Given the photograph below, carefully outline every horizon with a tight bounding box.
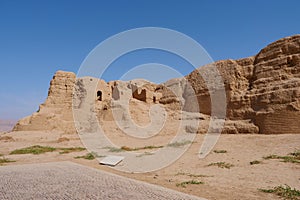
[1,0,300,120]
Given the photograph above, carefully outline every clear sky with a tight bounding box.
[0,0,299,120]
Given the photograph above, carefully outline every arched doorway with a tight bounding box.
[97,90,102,101]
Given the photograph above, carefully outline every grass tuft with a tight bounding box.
[74,152,101,160]
[259,185,300,199]
[121,146,133,151]
[10,145,56,155]
[263,152,300,164]
[281,156,300,163]
[167,140,192,148]
[176,180,204,188]
[104,142,191,153]
[121,145,163,151]
[137,145,164,150]
[175,172,213,178]
[263,154,281,160]
[207,162,234,169]
[0,157,16,165]
[58,147,86,154]
[9,145,86,155]
[103,146,124,153]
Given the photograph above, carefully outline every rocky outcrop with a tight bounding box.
[13,71,77,133]
[250,35,300,134]
[13,35,300,134]
[182,35,300,134]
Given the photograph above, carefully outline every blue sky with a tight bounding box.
[0,0,299,120]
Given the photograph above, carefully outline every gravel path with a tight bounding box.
[0,161,205,200]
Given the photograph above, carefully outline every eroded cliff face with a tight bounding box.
[184,35,300,134]
[13,71,77,133]
[13,35,300,134]
[251,35,300,134]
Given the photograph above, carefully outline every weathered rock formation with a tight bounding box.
[13,71,77,133]
[13,35,300,134]
[184,35,300,134]
[250,35,300,134]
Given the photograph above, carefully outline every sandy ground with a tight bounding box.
[0,130,299,200]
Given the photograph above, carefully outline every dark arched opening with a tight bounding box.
[97,90,102,101]
[153,96,156,103]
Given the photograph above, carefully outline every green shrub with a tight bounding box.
[259,185,300,199]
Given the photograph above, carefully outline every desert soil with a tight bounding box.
[0,130,299,200]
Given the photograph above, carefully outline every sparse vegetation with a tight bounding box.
[263,151,300,164]
[121,145,163,151]
[175,172,213,178]
[290,150,300,159]
[280,156,300,163]
[99,141,192,153]
[167,140,192,148]
[103,146,124,153]
[213,149,227,153]
[250,160,262,165]
[263,154,282,159]
[58,147,86,154]
[207,162,234,169]
[138,145,164,150]
[0,157,15,165]
[176,180,204,188]
[10,145,56,155]
[120,146,132,151]
[9,145,86,155]
[290,150,300,157]
[259,185,300,200]
[74,152,101,160]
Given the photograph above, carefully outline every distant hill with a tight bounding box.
[0,120,17,132]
